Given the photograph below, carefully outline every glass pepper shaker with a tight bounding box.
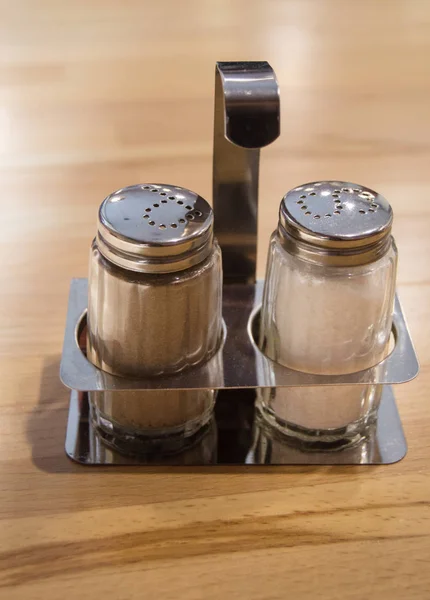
[86,183,223,456]
[257,181,397,448]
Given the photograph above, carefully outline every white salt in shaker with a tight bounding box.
[257,181,397,448]
[87,183,223,456]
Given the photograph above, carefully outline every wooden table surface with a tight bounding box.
[1,1,429,598]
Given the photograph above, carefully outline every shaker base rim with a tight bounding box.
[254,401,378,452]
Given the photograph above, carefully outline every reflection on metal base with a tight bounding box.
[65,386,406,465]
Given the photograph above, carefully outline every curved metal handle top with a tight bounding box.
[217,61,280,148]
[213,61,280,283]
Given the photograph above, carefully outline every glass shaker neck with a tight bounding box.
[277,224,393,267]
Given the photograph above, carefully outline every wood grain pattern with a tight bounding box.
[0,1,429,598]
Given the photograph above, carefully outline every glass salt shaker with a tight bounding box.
[257,181,397,448]
[86,183,223,456]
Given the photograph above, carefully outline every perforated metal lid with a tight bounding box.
[278,181,393,265]
[97,184,214,273]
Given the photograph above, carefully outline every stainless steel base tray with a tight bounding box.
[65,386,407,465]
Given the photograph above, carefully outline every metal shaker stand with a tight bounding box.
[60,62,419,465]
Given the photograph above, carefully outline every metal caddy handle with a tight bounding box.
[213,61,280,284]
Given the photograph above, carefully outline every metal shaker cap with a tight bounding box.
[278,181,393,266]
[97,184,214,273]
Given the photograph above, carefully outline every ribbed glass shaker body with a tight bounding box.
[88,243,222,377]
[87,184,223,378]
[257,181,397,447]
[260,231,397,374]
